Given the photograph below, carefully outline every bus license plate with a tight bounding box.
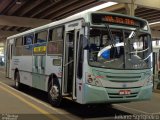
[119,90,131,95]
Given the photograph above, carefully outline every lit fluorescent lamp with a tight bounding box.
[16,0,22,5]
[72,2,117,16]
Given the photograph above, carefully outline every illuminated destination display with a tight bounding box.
[102,16,135,25]
[91,13,143,27]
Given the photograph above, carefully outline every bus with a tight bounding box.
[152,40,160,89]
[5,12,153,106]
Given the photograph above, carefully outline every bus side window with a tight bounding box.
[15,37,23,56]
[35,31,48,43]
[24,34,34,45]
[47,27,63,55]
[34,30,48,54]
[23,34,34,56]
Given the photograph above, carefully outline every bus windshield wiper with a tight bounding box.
[103,23,117,59]
[126,26,140,43]
[125,27,140,56]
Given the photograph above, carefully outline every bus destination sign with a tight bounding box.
[91,13,141,27]
[102,16,135,26]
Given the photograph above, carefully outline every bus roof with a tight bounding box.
[7,12,89,40]
[7,11,148,39]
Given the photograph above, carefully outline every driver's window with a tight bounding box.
[134,41,143,50]
[133,34,151,60]
[134,35,149,50]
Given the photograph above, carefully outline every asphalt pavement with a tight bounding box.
[0,67,160,120]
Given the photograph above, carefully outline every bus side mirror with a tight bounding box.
[80,34,88,49]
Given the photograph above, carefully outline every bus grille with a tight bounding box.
[108,92,138,99]
[106,74,141,82]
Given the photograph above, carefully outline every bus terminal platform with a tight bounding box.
[0,67,160,120]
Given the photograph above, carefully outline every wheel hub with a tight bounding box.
[15,81,18,87]
[15,77,19,87]
[50,85,59,99]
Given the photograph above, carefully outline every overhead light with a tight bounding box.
[16,0,22,5]
[71,2,117,16]
[84,2,117,12]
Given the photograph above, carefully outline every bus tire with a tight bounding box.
[48,77,62,107]
[14,71,21,89]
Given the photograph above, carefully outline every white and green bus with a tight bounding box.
[6,12,153,106]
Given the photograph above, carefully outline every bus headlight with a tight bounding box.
[143,76,153,86]
[86,73,102,87]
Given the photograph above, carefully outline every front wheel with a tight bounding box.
[48,78,62,107]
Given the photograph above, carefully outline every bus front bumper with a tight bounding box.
[83,84,153,104]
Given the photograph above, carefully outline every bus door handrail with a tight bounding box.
[63,60,73,67]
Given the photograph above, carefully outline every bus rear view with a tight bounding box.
[83,12,153,104]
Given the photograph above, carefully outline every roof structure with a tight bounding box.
[0,0,160,39]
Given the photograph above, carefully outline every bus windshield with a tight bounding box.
[88,27,152,69]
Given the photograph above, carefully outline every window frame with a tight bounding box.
[35,30,48,44]
[14,36,23,56]
[23,34,34,56]
[15,37,23,47]
[23,33,34,45]
[33,29,48,55]
[47,26,64,55]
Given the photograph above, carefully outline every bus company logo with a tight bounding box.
[122,83,127,88]
[68,22,79,27]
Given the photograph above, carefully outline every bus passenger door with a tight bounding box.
[6,39,14,78]
[62,29,79,99]
[62,26,81,99]
[62,20,82,99]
